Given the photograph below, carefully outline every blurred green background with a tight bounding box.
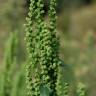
[0,0,96,96]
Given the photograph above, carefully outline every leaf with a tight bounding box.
[40,84,52,96]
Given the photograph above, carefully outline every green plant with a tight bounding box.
[0,32,18,96]
[56,65,69,96]
[11,63,26,96]
[25,0,40,95]
[76,82,86,96]
[25,0,63,96]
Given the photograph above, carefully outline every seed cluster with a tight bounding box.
[25,0,64,96]
[77,83,86,96]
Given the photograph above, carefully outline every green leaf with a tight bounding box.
[40,84,52,96]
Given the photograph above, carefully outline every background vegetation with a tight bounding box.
[0,0,96,96]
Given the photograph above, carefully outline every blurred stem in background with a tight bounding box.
[0,32,19,96]
[11,62,26,96]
